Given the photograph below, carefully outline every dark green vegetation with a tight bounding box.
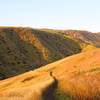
[42,29,100,47]
[0,27,82,79]
[0,27,99,79]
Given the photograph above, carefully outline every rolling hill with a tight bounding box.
[0,27,99,80]
[42,29,100,50]
[0,27,82,79]
[64,30,100,47]
[0,49,100,100]
[42,29,100,46]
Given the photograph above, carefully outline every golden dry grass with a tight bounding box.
[0,49,100,100]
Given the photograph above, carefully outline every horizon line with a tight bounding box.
[0,25,99,33]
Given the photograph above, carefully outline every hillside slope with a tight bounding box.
[0,27,81,79]
[0,49,100,100]
[42,29,100,47]
[42,29,99,51]
[64,30,100,47]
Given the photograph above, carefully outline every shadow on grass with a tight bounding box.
[42,72,58,100]
[42,72,73,100]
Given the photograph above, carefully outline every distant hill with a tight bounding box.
[64,30,100,47]
[0,49,100,100]
[0,27,82,79]
[42,29,100,47]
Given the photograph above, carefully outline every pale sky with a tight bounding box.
[0,0,100,32]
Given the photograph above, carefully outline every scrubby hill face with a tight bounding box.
[0,49,100,100]
[42,29,99,50]
[64,30,100,47]
[0,27,81,79]
[42,29,100,47]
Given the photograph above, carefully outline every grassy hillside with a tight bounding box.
[0,49,100,100]
[0,27,82,79]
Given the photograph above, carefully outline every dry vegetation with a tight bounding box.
[63,30,100,47]
[0,49,100,100]
[0,27,100,100]
[0,27,83,79]
[0,27,99,80]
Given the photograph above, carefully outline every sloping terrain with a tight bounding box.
[0,27,81,79]
[42,29,100,51]
[0,49,100,100]
[64,30,100,47]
